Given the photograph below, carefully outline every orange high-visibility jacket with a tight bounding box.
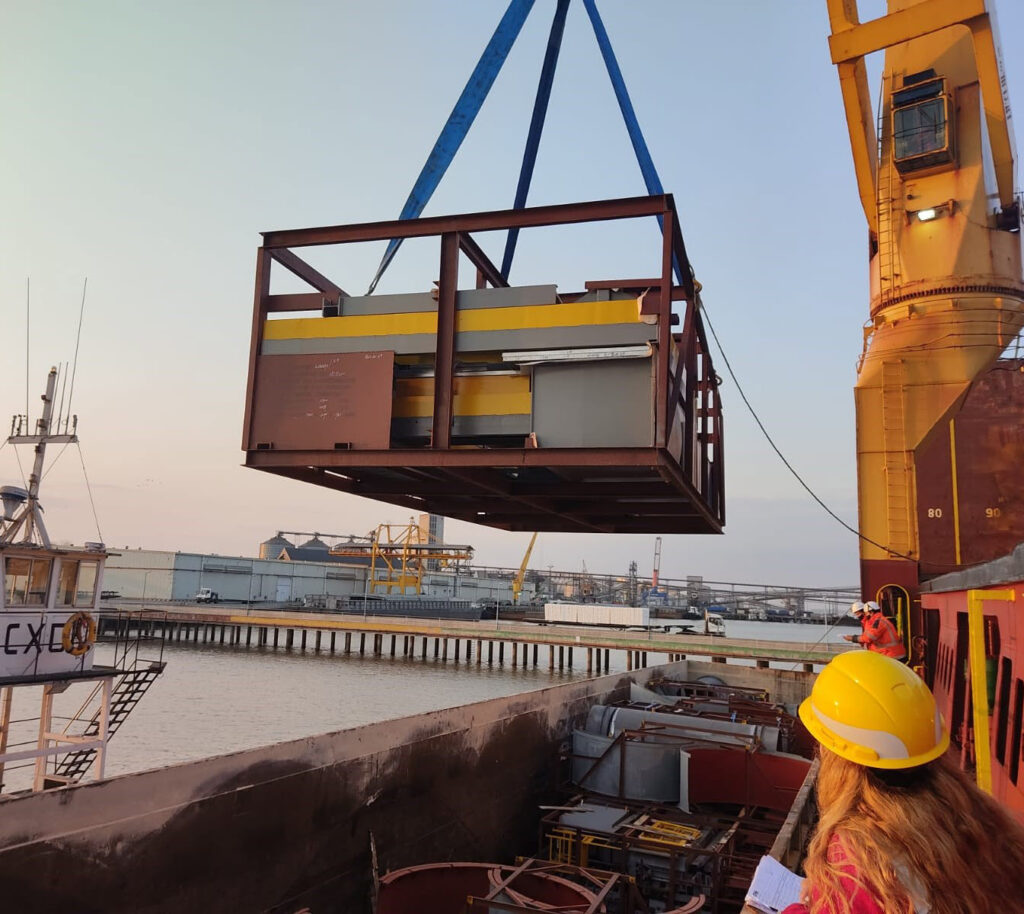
[858,612,905,659]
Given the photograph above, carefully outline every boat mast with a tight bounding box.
[1,367,78,547]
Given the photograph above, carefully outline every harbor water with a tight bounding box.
[4,618,845,790]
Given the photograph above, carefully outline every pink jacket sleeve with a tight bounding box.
[778,838,887,914]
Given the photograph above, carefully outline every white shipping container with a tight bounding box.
[543,603,650,626]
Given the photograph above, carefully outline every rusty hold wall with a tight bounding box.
[0,664,700,913]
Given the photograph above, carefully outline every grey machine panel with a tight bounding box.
[531,358,655,448]
[338,285,560,316]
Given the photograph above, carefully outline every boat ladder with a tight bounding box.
[52,661,166,783]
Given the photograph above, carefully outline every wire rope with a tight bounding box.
[75,443,104,544]
[699,302,915,562]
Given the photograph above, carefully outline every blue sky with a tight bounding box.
[1,1,1022,587]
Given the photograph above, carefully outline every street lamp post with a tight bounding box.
[141,569,156,606]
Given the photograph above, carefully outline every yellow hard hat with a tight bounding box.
[798,650,949,769]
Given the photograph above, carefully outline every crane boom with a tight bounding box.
[512,532,539,605]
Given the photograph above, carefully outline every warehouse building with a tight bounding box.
[102,544,531,606]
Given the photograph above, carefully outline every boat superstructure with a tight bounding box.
[0,368,164,791]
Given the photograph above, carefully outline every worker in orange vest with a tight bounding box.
[842,601,869,644]
[843,600,906,661]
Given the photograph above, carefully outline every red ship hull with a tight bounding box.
[922,564,1024,822]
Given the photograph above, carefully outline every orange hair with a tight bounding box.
[803,748,1024,914]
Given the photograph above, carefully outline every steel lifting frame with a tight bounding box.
[243,193,725,535]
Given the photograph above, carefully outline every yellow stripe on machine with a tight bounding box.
[264,298,642,341]
[393,375,532,418]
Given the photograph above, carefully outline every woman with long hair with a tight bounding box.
[781,650,1024,914]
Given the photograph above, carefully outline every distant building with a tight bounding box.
[103,547,533,605]
[103,549,364,604]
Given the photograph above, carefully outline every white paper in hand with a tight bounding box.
[745,854,805,913]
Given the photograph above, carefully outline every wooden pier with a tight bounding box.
[98,606,848,672]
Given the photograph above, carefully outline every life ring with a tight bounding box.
[62,612,97,656]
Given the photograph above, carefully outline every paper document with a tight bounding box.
[745,854,805,914]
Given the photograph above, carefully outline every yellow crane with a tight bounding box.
[512,532,538,605]
[827,0,1023,619]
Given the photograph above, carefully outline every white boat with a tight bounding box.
[0,367,163,791]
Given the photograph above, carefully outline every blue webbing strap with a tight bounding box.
[367,0,536,294]
[500,0,571,281]
[582,0,682,285]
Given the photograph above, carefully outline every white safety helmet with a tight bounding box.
[864,600,881,614]
[850,601,866,617]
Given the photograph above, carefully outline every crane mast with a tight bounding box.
[828,0,1023,628]
[512,532,538,605]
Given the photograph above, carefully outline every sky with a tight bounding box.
[1,1,1022,588]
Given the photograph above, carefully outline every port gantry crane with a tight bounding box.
[826,0,1023,640]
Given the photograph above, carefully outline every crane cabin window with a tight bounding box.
[891,76,953,174]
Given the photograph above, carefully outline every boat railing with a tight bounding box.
[100,608,168,673]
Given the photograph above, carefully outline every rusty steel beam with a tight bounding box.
[458,232,509,289]
[241,247,272,449]
[656,206,674,448]
[668,302,693,436]
[263,467,706,530]
[655,455,722,529]
[668,204,697,302]
[683,323,698,482]
[507,518,714,533]
[264,468,437,518]
[585,277,688,302]
[265,293,327,313]
[250,452,724,530]
[245,447,668,470]
[261,194,674,250]
[444,467,612,533]
[432,233,459,449]
[347,479,681,499]
[417,498,699,520]
[268,248,346,299]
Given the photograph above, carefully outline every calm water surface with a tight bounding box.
[5,618,846,787]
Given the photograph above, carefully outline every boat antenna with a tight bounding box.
[25,277,30,430]
[56,362,69,435]
[65,277,87,423]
